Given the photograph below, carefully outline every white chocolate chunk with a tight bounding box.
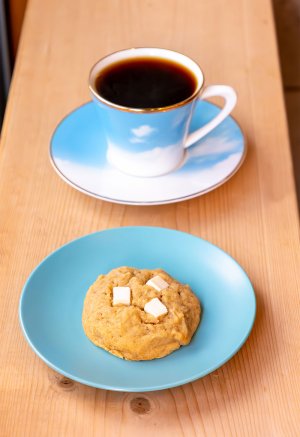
[113,286,131,306]
[144,297,168,318]
[146,275,169,291]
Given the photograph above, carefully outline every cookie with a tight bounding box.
[82,266,201,360]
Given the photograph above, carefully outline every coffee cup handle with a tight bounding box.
[185,85,237,148]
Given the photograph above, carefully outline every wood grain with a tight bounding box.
[0,0,299,436]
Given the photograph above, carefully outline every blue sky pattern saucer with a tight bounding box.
[50,101,246,205]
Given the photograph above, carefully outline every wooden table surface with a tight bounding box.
[1,0,299,435]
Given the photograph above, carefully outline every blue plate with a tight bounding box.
[19,227,256,391]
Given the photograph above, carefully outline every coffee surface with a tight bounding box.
[95,57,197,109]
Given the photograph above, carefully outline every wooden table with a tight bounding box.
[1,0,299,435]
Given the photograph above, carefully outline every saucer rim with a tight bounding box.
[49,101,247,206]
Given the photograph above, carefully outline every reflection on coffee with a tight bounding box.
[95,57,198,109]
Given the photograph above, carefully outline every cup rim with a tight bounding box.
[88,47,204,113]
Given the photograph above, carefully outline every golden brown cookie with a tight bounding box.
[82,267,201,360]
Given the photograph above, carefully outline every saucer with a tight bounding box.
[50,101,246,205]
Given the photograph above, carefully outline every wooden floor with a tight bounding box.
[273,0,300,206]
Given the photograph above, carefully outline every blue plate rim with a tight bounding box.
[49,101,248,206]
[19,226,256,391]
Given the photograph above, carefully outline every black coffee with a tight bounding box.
[95,57,197,109]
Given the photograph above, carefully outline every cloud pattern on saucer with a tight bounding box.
[51,101,245,204]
